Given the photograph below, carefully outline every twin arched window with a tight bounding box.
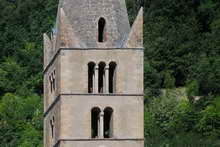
[88,62,117,94]
[91,107,113,138]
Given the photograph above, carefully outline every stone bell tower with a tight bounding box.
[43,0,144,146]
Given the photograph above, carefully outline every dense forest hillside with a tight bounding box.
[0,0,219,146]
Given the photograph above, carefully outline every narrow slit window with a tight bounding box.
[98,18,106,42]
[98,62,106,93]
[88,62,96,93]
[109,62,117,93]
[50,116,55,138]
[104,107,113,138]
[49,76,53,92]
[49,70,56,93]
[91,107,101,138]
[53,70,56,91]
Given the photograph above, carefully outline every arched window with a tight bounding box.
[91,107,101,138]
[109,62,117,93]
[88,62,96,93]
[98,62,106,93]
[98,18,106,42]
[104,107,113,138]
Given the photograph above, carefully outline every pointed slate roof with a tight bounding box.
[54,0,131,48]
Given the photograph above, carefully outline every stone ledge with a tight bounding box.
[59,138,144,141]
[61,93,144,96]
[54,138,145,147]
[43,47,144,74]
[44,93,144,117]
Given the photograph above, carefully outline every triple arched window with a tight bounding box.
[91,107,113,138]
[88,62,117,94]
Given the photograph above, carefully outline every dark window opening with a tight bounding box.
[50,116,55,138]
[88,62,96,93]
[109,62,117,93]
[49,76,53,92]
[49,70,56,93]
[104,107,113,138]
[53,70,56,91]
[91,107,101,138]
[98,62,106,93]
[98,18,106,42]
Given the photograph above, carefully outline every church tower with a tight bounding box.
[43,0,144,146]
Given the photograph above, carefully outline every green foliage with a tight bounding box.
[0,0,57,146]
[0,93,43,146]
[145,94,220,146]
[144,62,162,97]
[163,71,175,89]
[196,96,220,137]
[126,0,220,92]
[190,55,220,95]
[19,124,43,147]
[0,58,27,93]
[186,80,199,97]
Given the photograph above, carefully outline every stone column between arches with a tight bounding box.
[95,65,99,93]
[105,65,109,93]
[99,111,104,138]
